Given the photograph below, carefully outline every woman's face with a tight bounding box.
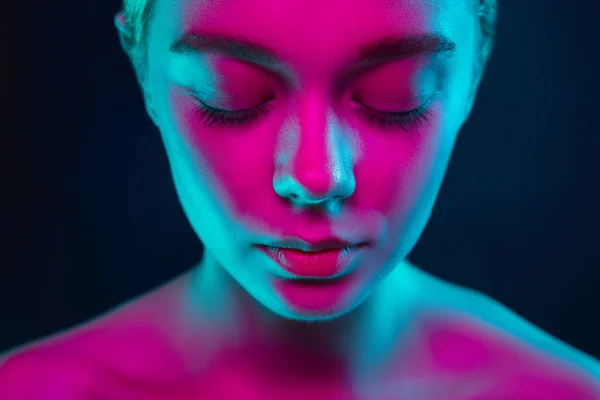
[141,0,480,320]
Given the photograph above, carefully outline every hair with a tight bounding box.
[121,0,498,82]
[121,0,156,81]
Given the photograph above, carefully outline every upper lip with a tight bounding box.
[258,237,365,253]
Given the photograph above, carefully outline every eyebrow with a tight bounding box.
[169,31,456,66]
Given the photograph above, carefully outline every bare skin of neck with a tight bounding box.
[1,258,598,399]
[171,253,425,392]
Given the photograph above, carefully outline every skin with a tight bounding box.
[1,0,599,398]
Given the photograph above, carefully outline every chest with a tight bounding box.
[82,350,593,400]
[91,355,502,400]
[77,316,594,400]
[96,376,585,400]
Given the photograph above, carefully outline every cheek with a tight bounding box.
[166,88,276,218]
[353,101,447,217]
[165,87,449,225]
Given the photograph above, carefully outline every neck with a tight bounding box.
[180,252,423,385]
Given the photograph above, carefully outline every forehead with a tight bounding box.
[150,0,473,73]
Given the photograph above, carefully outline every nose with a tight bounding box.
[273,95,356,209]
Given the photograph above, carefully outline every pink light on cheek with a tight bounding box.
[166,86,278,218]
[352,100,446,218]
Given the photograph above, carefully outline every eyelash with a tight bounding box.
[192,100,273,128]
[191,97,433,132]
[353,101,433,131]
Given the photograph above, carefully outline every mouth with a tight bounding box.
[256,242,368,279]
[263,243,363,254]
[259,236,366,253]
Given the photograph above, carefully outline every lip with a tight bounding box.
[274,272,359,312]
[260,237,359,253]
[256,241,368,278]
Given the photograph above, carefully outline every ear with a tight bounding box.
[114,12,135,58]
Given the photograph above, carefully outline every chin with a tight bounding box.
[280,304,355,323]
[263,309,351,325]
[267,286,372,323]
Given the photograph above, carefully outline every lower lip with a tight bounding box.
[273,273,358,313]
[257,243,367,278]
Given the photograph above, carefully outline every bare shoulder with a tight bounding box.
[0,346,99,399]
[0,274,192,399]
[461,286,600,377]
[0,341,186,400]
[416,271,600,397]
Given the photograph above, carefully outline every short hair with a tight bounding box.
[121,0,156,81]
[121,0,498,80]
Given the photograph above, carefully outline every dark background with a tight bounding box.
[3,1,599,359]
